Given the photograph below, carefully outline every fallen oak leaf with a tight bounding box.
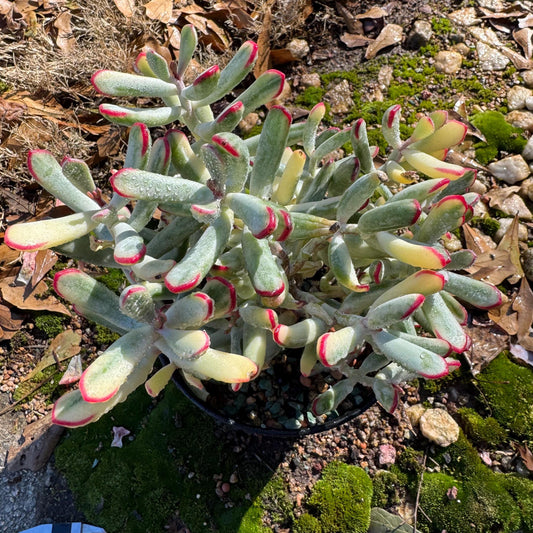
[365,24,402,60]
[515,443,533,471]
[513,276,533,351]
[340,33,373,48]
[144,0,173,23]
[113,0,136,18]
[488,298,518,336]
[53,11,76,53]
[513,27,533,60]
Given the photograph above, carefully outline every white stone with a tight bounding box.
[324,79,354,115]
[488,154,531,184]
[419,408,460,447]
[494,217,529,242]
[523,137,533,160]
[449,7,480,26]
[434,51,463,75]
[519,177,533,201]
[507,85,533,110]
[522,70,533,89]
[526,96,533,111]
[300,73,321,88]
[476,42,510,71]
[405,404,427,426]
[506,110,533,132]
[287,38,310,60]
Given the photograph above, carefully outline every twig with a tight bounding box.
[0,373,56,416]
[413,448,428,532]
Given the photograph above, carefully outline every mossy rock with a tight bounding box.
[371,470,404,508]
[470,111,527,165]
[305,462,373,533]
[476,352,533,440]
[457,407,507,448]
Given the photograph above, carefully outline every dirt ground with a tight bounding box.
[1,0,533,531]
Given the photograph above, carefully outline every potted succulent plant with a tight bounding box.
[5,25,503,435]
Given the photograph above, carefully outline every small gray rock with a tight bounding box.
[300,73,321,88]
[526,95,533,111]
[523,137,533,161]
[324,79,355,115]
[522,70,533,89]
[406,20,433,49]
[488,154,531,184]
[419,408,460,447]
[507,85,533,110]
[434,50,463,75]
[506,110,533,132]
[521,248,533,282]
[287,38,310,60]
[477,42,510,71]
[519,177,533,201]
[494,217,529,243]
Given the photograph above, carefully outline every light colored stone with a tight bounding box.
[506,110,533,132]
[300,73,321,88]
[324,79,354,115]
[419,408,460,447]
[434,50,463,75]
[526,96,533,111]
[406,20,433,49]
[519,177,533,201]
[469,179,488,194]
[496,193,532,220]
[522,70,533,88]
[478,0,505,11]
[476,42,510,71]
[507,85,533,110]
[521,248,533,282]
[287,38,309,60]
[239,112,259,135]
[271,80,291,105]
[494,217,529,242]
[449,7,480,26]
[406,403,427,426]
[523,137,533,160]
[378,65,394,91]
[488,154,531,184]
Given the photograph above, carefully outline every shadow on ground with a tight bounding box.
[54,385,294,533]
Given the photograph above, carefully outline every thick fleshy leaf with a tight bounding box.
[110,168,214,204]
[312,379,355,416]
[112,222,146,265]
[374,231,451,269]
[145,135,171,174]
[371,269,448,309]
[27,150,100,212]
[420,293,471,352]
[164,292,214,329]
[371,329,449,378]
[130,255,176,282]
[389,177,450,204]
[443,271,503,309]
[145,363,176,397]
[91,70,178,98]
[176,24,198,78]
[308,128,351,173]
[271,149,306,205]
[273,318,328,348]
[80,326,158,402]
[357,199,422,234]
[164,209,232,293]
[300,342,318,377]
[195,40,258,106]
[285,212,334,240]
[242,323,267,371]
[298,158,336,203]
[52,389,113,427]
[317,325,364,367]
[157,328,210,360]
[239,304,278,330]
[181,65,220,101]
[160,345,258,383]
[249,106,291,200]
[351,119,375,173]
[124,122,151,170]
[412,120,467,153]
[119,285,157,324]
[5,211,99,252]
[387,331,452,356]
[381,104,402,148]
[166,129,209,183]
[328,233,370,292]
[373,378,401,413]
[337,171,384,224]
[226,193,278,238]
[365,294,425,329]
[303,102,326,155]
[54,236,119,268]
[440,291,468,325]
[403,149,467,180]
[61,157,96,195]
[417,195,468,243]
[203,276,236,317]
[445,249,476,270]
[99,104,182,127]
[410,115,435,142]
[242,227,286,298]
[145,215,199,258]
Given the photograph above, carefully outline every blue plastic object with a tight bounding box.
[18,524,106,533]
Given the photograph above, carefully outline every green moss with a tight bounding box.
[469,215,500,238]
[450,79,497,102]
[10,330,31,350]
[457,407,507,448]
[431,16,453,35]
[295,86,326,109]
[476,352,533,440]
[0,80,10,92]
[96,268,127,292]
[470,111,528,165]
[95,324,121,345]
[500,474,533,532]
[258,474,293,526]
[55,385,274,533]
[371,470,404,508]
[305,462,372,533]
[293,513,322,533]
[34,313,66,338]
[12,365,63,403]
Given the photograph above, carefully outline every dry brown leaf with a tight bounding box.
[463,223,497,255]
[488,299,519,335]
[341,33,373,48]
[516,443,533,471]
[468,249,518,285]
[464,323,509,374]
[96,126,122,158]
[514,277,533,351]
[519,14,533,28]
[365,23,402,60]
[0,244,21,272]
[21,329,82,382]
[0,0,24,30]
[496,214,524,283]
[499,45,533,70]
[208,1,255,29]
[0,303,24,334]
[114,0,135,18]
[254,1,273,78]
[53,11,76,53]
[270,48,298,66]
[0,276,70,315]
[144,0,173,23]
[513,27,533,59]
[355,6,388,20]
[0,97,26,122]
[335,1,362,34]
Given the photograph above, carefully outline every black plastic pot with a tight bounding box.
[168,358,376,438]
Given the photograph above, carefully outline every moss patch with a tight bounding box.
[304,462,373,533]
[476,352,533,440]
[34,313,66,338]
[96,268,127,293]
[470,111,527,165]
[457,407,507,448]
[55,385,275,533]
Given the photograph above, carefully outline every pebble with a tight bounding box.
[497,192,532,219]
[507,85,533,110]
[324,79,355,115]
[287,39,310,60]
[494,217,529,243]
[378,444,396,466]
[434,50,463,75]
[476,42,510,71]
[526,96,533,111]
[521,248,533,282]
[300,73,321,88]
[419,408,460,447]
[506,110,533,132]
[523,137,533,161]
[405,403,427,426]
[378,65,393,91]
[239,113,259,135]
[522,70,533,88]
[405,20,433,49]
[449,7,480,26]
[519,177,533,201]
[488,154,531,184]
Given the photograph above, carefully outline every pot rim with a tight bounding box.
[165,356,377,438]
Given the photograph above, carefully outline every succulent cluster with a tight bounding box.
[6,26,503,428]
